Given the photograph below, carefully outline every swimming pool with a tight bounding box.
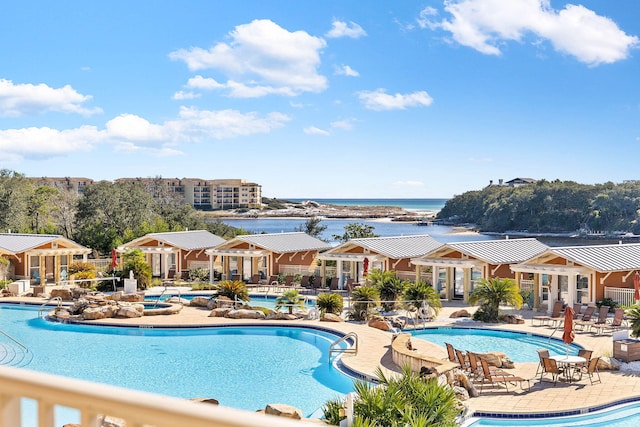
[465,401,640,426]
[411,327,581,362]
[0,304,353,419]
[145,293,315,311]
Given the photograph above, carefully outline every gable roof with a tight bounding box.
[0,233,90,254]
[328,234,443,259]
[443,238,549,264]
[121,230,225,251]
[219,232,331,253]
[544,242,640,272]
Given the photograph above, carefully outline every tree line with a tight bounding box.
[0,169,246,256]
[437,179,640,234]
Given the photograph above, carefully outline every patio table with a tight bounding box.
[550,355,586,383]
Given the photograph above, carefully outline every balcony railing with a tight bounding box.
[0,366,316,427]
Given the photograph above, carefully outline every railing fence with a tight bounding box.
[604,286,636,307]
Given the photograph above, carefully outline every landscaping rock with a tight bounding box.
[50,289,73,301]
[117,305,143,318]
[264,403,302,420]
[81,306,108,320]
[450,309,471,318]
[190,397,219,405]
[503,314,524,324]
[226,309,266,320]
[600,356,620,370]
[268,312,298,320]
[320,313,344,322]
[368,318,392,331]
[189,296,211,307]
[453,385,470,401]
[209,308,231,317]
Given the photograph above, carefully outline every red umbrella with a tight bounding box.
[562,306,575,355]
[111,249,118,269]
[634,271,640,301]
[363,257,369,277]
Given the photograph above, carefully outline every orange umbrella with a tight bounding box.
[562,306,575,355]
[634,271,640,301]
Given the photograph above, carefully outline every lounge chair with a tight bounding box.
[573,305,597,331]
[283,275,295,289]
[311,276,324,294]
[246,274,262,290]
[591,308,625,335]
[329,278,347,296]
[265,275,279,292]
[467,351,509,380]
[479,359,530,394]
[539,357,565,385]
[578,306,608,332]
[572,303,583,319]
[532,300,563,326]
[299,275,313,294]
[444,343,459,366]
[231,274,242,282]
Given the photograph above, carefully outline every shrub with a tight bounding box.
[402,281,442,316]
[596,297,619,313]
[73,271,96,289]
[316,293,344,315]
[68,261,96,275]
[322,398,345,426]
[348,286,380,321]
[217,280,249,302]
[188,268,209,282]
[121,249,152,290]
[275,289,305,314]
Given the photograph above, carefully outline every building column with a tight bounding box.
[549,275,557,314]
[463,268,471,303]
[533,273,540,310]
[568,273,578,305]
[208,255,214,284]
[38,256,45,286]
[336,261,343,288]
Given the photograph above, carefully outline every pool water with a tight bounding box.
[411,327,581,362]
[466,401,640,426]
[146,293,315,311]
[0,304,353,420]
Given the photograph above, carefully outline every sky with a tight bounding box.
[0,0,638,199]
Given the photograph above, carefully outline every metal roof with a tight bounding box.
[229,232,332,253]
[144,230,225,250]
[445,238,549,264]
[329,234,443,259]
[0,233,89,254]
[549,242,640,272]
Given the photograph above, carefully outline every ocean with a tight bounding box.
[286,198,448,213]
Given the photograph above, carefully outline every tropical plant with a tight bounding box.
[340,365,459,427]
[0,256,10,281]
[402,281,443,316]
[626,305,640,338]
[469,277,523,323]
[322,397,345,425]
[332,222,379,243]
[316,292,344,315]
[348,285,380,321]
[217,280,249,302]
[120,249,152,290]
[275,289,305,314]
[596,297,619,313]
[366,269,406,312]
[295,216,328,239]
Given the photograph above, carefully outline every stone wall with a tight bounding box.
[391,333,458,376]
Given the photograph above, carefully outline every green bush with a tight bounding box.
[188,268,209,282]
[596,297,619,313]
[217,280,249,302]
[316,293,344,315]
[348,286,380,321]
[322,398,345,426]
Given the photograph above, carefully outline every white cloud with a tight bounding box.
[325,20,367,39]
[392,180,425,188]
[357,89,434,111]
[304,126,330,136]
[169,19,327,97]
[0,107,290,161]
[334,64,360,77]
[0,79,102,117]
[172,90,201,100]
[422,0,639,66]
[186,75,225,90]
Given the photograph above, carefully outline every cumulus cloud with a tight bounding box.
[325,20,367,39]
[357,89,434,111]
[334,64,360,77]
[172,90,201,100]
[0,107,290,161]
[304,126,330,136]
[0,79,102,117]
[330,118,355,131]
[169,19,327,97]
[186,75,225,90]
[419,0,638,66]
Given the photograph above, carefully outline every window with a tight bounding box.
[30,256,40,280]
[576,275,589,303]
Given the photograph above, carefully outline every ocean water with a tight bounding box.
[222,218,495,245]
[286,198,448,213]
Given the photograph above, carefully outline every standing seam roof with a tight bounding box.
[347,235,443,259]
[235,232,331,253]
[551,243,640,271]
[447,238,549,264]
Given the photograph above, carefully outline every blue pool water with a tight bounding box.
[466,401,640,426]
[411,327,581,362]
[0,304,353,420]
[145,293,315,311]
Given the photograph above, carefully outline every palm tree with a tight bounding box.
[402,281,442,316]
[349,285,380,321]
[367,269,405,312]
[469,277,523,322]
[217,280,250,302]
[315,292,344,315]
[275,289,305,314]
[627,305,640,337]
[345,365,459,427]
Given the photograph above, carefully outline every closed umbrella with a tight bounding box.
[562,305,575,356]
[634,271,640,302]
[363,257,369,277]
[111,249,118,269]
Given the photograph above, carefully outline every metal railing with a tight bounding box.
[605,286,635,307]
[38,296,63,318]
[329,332,358,360]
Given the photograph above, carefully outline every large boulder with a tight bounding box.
[190,296,211,307]
[450,309,471,318]
[320,313,344,322]
[50,289,73,301]
[368,317,393,331]
[117,305,144,318]
[209,308,231,317]
[81,306,108,320]
[268,312,299,320]
[225,309,266,320]
[264,403,302,420]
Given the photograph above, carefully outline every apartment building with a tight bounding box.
[28,177,262,210]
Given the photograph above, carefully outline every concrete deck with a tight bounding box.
[7,294,640,418]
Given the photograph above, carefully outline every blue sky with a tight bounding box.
[0,0,638,199]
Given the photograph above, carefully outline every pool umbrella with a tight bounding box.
[634,271,640,302]
[111,249,118,269]
[562,305,575,356]
[363,257,369,277]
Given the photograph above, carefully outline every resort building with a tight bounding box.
[0,233,91,287]
[117,230,225,280]
[28,176,94,194]
[317,235,443,287]
[411,238,549,303]
[488,177,537,187]
[510,242,640,311]
[205,232,332,282]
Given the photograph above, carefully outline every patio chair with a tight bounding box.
[573,349,593,378]
[266,275,279,291]
[584,356,602,385]
[573,305,597,331]
[572,303,583,319]
[479,359,530,394]
[582,306,610,333]
[329,278,347,296]
[539,357,565,385]
[299,275,313,294]
[535,349,550,376]
[246,274,262,290]
[591,308,625,335]
[311,276,324,294]
[231,274,242,282]
[532,300,563,326]
[467,351,509,380]
[455,349,472,374]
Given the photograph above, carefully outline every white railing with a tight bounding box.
[86,259,111,274]
[0,365,316,427]
[604,286,636,307]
